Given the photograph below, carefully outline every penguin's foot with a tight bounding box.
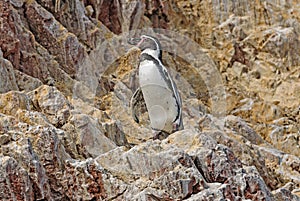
[152,130,169,140]
[172,123,179,132]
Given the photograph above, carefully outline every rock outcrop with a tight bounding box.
[0,0,299,200]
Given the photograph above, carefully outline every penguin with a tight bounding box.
[128,34,183,138]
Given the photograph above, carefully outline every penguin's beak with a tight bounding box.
[128,37,144,47]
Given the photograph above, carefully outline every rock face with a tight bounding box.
[0,0,299,200]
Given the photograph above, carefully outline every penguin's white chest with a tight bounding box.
[139,60,178,132]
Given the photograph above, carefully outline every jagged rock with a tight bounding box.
[62,158,118,200]
[0,91,31,116]
[69,97,129,147]
[258,146,300,186]
[25,1,86,76]
[81,0,145,34]
[273,182,300,201]
[28,85,71,127]
[0,114,17,134]
[0,52,18,93]
[225,115,264,145]
[13,70,43,92]
[198,115,281,190]
[96,139,207,200]
[15,110,52,127]
[0,156,33,201]
[109,80,154,144]
[38,0,112,50]
[0,0,77,96]
[167,130,276,200]
[0,124,68,200]
[100,119,128,147]
[167,130,242,183]
[187,166,274,201]
[66,113,116,157]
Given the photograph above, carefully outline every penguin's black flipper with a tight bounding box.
[130,87,143,123]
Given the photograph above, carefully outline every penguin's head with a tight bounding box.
[128,35,162,60]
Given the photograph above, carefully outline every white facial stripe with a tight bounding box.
[141,35,159,51]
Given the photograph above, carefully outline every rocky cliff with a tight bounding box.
[0,0,299,200]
